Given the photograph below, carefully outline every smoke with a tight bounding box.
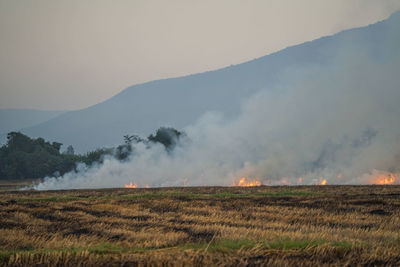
[34,19,400,190]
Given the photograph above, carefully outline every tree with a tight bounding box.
[147,127,183,151]
[0,127,185,180]
[0,132,112,180]
[123,135,144,145]
[64,145,75,155]
[52,142,62,152]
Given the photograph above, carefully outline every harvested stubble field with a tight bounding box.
[0,185,399,266]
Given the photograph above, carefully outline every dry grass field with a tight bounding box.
[0,185,399,266]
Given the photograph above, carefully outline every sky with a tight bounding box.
[1,0,400,111]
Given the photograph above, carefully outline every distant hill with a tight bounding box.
[21,11,400,153]
[0,109,66,144]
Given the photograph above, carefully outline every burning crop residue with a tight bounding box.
[124,182,151,188]
[366,170,399,185]
[232,177,331,187]
[124,181,138,188]
[233,177,261,187]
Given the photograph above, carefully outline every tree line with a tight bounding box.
[0,127,183,180]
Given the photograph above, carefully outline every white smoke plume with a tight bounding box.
[34,20,400,190]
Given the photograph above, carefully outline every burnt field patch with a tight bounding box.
[0,186,399,266]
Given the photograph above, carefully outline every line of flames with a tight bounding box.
[233,177,328,186]
[124,182,151,188]
[124,182,137,188]
[367,170,398,185]
[234,172,399,186]
[232,177,261,187]
[125,171,398,188]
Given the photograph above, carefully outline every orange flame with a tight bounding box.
[319,179,327,185]
[235,177,261,187]
[124,181,137,188]
[368,171,397,185]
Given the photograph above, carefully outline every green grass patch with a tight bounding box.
[87,244,123,254]
[210,239,256,252]
[0,250,13,264]
[265,239,352,250]
[266,239,326,250]
[181,238,352,252]
[182,239,256,252]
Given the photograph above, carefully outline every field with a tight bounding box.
[0,185,399,266]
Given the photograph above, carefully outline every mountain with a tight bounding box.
[0,109,66,144]
[21,11,400,153]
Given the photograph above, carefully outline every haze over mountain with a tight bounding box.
[0,109,66,143]
[21,11,400,153]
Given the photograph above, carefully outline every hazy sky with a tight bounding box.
[1,0,400,111]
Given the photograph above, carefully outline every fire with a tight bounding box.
[235,177,261,187]
[319,179,327,185]
[297,177,303,184]
[124,181,137,188]
[368,171,398,185]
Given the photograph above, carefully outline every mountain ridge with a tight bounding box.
[0,108,67,135]
[21,11,400,153]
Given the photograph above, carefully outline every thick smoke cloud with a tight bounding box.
[34,23,400,190]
